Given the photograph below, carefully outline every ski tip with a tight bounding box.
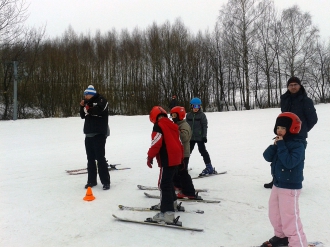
[112,214,118,219]
[118,205,124,210]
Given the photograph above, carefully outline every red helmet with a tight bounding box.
[274,112,302,134]
[170,106,186,121]
[149,106,167,123]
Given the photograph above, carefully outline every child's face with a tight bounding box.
[276,126,287,136]
[192,108,199,113]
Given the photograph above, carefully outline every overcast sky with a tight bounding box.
[25,0,330,40]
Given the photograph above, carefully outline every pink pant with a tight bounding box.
[268,186,308,247]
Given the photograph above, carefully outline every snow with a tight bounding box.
[0,104,329,247]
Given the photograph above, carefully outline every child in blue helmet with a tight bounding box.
[186,98,216,176]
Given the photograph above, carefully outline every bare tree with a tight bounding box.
[218,0,272,110]
[0,0,29,45]
[278,5,319,78]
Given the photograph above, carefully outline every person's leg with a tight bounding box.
[178,157,195,196]
[85,137,97,185]
[269,186,286,238]
[158,166,176,212]
[190,140,196,154]
[93,134,110,186]
[278,188,307,247]
[196,141,211,165]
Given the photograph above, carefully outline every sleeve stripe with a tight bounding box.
[151,132,162,147]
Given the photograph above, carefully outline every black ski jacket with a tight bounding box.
[280,86,318,140]
[80,93,109,135]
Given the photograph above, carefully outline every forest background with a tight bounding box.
[1,0,329,120]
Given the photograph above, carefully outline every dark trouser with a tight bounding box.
[158,166,177,213]
[85,134,110,185]
[173,157,195,196]
[190,140,211,165]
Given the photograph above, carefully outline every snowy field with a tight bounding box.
[0,104,329,247]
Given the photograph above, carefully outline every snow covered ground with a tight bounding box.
[0,104,329,247]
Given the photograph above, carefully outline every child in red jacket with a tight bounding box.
[147,106,183,224]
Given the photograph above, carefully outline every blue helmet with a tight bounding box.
[190,98,202,105]
[190,98,202,109]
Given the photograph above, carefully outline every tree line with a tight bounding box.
[1,0,329,120]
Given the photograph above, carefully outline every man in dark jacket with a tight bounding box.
[264,76,318,188]
[80,85,110,190]
[169,95,178,109]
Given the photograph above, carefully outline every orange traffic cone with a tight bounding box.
[83,187,95,201]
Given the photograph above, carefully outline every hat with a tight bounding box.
[84,85,97,96]
[274,116,292,135]
[287,77,301,87]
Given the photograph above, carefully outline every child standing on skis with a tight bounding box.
[261,112,307,247]
[146,106,183,224]
[170,106,196,199]
[186,97,215,176]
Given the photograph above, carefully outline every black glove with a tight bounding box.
[202,137,207,143]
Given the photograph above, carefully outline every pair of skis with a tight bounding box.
[66,164,130,175]
[113,170,227,231]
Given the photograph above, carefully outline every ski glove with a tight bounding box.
[202,137,207,143]
[147,157,153,168]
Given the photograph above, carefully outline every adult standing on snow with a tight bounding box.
[169,95,178,109]
[80,85,111,190]
[264,76,318,188]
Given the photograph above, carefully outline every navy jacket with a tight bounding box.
[263,139,305,189]
[280,86,318,140]
[186,110,208,142]
[80,93,109,135]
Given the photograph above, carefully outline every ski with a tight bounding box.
[66,163,121,173]
[118,204,204,214]
[67,164,130,175]
[191,170,227,179]
[144,192,220,203]
[137,185,208,193]
[112,214,203,232]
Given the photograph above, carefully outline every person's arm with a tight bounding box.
[201,113,208,138]
[304,98,318,132]
[80,100,86,119]
[276,141,305,169]
[88,96,108,116]
[147,124,163,159]
[263,145,277,162]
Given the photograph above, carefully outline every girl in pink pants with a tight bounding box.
[262,112,307,247]
[268,186,307,247]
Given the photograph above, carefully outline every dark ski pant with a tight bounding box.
[173,157,195,196]
[190,140,211,165]
[158,166,178,213]
[85,134,110,185]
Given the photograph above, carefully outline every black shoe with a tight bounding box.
[269,236,289,247]
[103,184,110,190]
[264,181,273,189]
[85,182,97,189]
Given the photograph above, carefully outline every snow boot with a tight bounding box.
[103,184,110,190]
[264,180,273,189]
[152,211,175,223]
[85,182,97,189]
[199,164,216,176]
[151,201,179,211]
[260,236,289,247]
[176,192,196,199]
